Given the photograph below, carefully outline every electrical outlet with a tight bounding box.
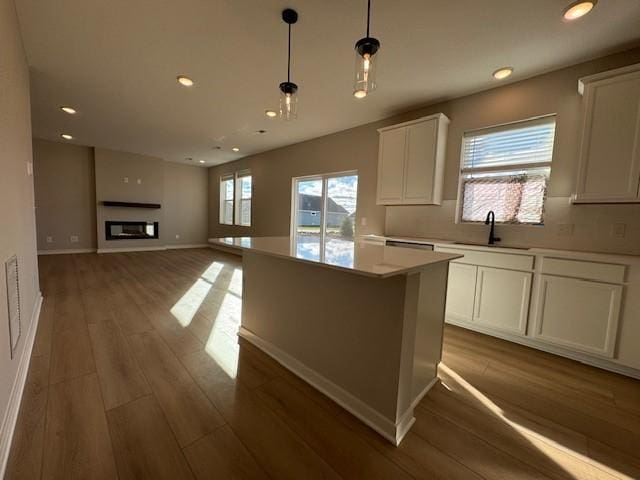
[70,235,79,243]
[612,223,626,238]
[46,236,53,244]
[123,177,129,183]
[137,178,142,184]
[360,217,367,226]
[175,234,180,239]
[556,223,574,236]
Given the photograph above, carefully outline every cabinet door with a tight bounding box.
[376,128,406,205]
[533,275,622,357]
[444,263,477,324]
[403,119,438,204]
[575,73,640,202]
[473,267,532,335]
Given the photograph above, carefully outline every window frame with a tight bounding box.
[219,174,235,226]
[234,170,252,227]
[219,170,252,226]
[290,170,359,257]
[455,115,556,226]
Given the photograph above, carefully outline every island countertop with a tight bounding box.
[209,236,461,278]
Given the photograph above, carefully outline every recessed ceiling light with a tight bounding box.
[177,75,194,87]
[492,67,513,80]
[199,160,205,164]
[61,134,73,140]
[255,129,267,134]
[185,157,193,161]
[563,1,596,21]
[265,110,277,118]
[353,90,367,99]
[60,106,77,114]
[232,147,240,152]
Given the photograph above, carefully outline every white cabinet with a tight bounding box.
[376,114,449,205]
[444,263,477,323]
[574,63,640,203]
[473,267,532,335]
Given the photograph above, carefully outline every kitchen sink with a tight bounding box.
[452,241,530,250]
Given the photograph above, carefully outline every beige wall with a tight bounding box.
[208,47,640,256]
[95,147,165,251]
[33,140,96,251]
[207,124,385,238]
[0,0,40,464]
[164,162,209,246]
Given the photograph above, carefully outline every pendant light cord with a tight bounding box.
[287,23,292,83]
[366,0,371,37]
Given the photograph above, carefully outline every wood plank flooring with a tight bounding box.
[5,248,640,479]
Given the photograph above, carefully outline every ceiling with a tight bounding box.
[15,0,640,166]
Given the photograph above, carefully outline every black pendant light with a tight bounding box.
[353,0,380,99]
[279,8,298,120]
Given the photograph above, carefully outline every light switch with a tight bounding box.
[360,217,367,226]
[123,177,129,183]
[137,178,142,184]
[70,235,79,243]
[612,223,626,238]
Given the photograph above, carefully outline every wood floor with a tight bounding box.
[5,248,640,480]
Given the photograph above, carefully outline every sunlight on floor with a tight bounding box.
[170,261,224,326]
[440,363,631,479]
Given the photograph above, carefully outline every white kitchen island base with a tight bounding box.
[225,239,458,446]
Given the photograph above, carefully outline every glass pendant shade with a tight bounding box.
[353,38,379,98]
[279,82,298,121]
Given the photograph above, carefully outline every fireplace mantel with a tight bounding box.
[103,201,161,209]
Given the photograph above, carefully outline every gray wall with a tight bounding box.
[163,161,209,247]
[208,47,640,255]
[33,139,96,251]
[0,0,40,461]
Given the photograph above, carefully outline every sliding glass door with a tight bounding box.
[292,172,358,267]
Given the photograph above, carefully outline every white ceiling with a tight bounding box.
[15,0,640,166]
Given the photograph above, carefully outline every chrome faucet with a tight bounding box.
[485,210,501,245]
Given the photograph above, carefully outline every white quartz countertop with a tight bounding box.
[209,236,461,278]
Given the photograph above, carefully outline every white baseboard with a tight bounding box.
[0,292,43,479]
[37,248,96,255]
[445,318,640,380]
[97,246,167,254]
[166,244,209,250]
[238,326,410,446]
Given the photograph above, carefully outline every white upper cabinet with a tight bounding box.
[376,114,449,205]
[574,64,640,203]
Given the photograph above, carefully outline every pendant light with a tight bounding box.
[279,9,299,120]
[353,0,380,99]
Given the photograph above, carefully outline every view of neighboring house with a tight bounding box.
[297,193,349,228]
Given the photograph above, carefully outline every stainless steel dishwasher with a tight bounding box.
[385,240,434,251]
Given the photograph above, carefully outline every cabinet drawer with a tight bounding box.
[541,257,625,284]
[436,247,533,271]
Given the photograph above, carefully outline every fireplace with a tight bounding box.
[105,221,159,240]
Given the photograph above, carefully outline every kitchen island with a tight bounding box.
[209,236,461,445]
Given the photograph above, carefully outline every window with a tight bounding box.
[219,174,234,225]
[219,171,252,226]
[459,116,556,225]
[292,172,358,267]
[235,171,252,226]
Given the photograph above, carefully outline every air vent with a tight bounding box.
[5,255,21,358]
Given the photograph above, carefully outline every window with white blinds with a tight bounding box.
[459,116,556,224]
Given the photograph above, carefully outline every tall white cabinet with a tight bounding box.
[376,114,449,205]
[574,63,640,203]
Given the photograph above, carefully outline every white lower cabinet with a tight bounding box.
[533,275,622,358]
[473,267,532,335]
[444,263,477,323]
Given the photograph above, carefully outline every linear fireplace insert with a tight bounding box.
[105,221,159,240]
